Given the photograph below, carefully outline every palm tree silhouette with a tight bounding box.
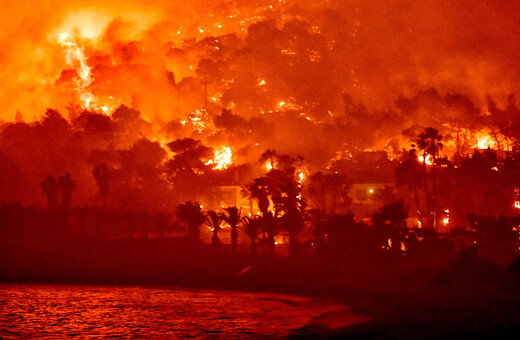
[259,149,277,170]
[176,201,206,242]
[58,173,76,210]
[396,148,424,227]
[372,200,409,254]
[259,211,278,258]
[416,127,443,229]
[205,210,223,252]
[240,216,261,258]
[41,176,59,207]
[93,163,110,208]
[222,206,241,255]
[417,128,444,160]
[306,208,327,253]
[271,177,306,258]
[243,177,270,216]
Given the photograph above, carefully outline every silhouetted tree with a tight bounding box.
[396,148,425,227]
[240,216,261,258]
[259,211,278,258]
[93,164,111,207]
[205,210,223,252]
[41,176,59,207]
[214,108,248,143]
[260,149,277,170]
[416,127,443,229]
[243,177,270,216]
[166,138,213,196]
[306,171,351,213]
[372,200,410,254]
[58,173,76,210]
[176,201,206,242]
[222,206,241,255]
[263,168,307,258]
[306,208,327,253]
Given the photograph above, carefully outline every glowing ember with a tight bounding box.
[514,201,520,209]
[188,109,212,133]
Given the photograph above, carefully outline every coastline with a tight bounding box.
[2,237,520,338]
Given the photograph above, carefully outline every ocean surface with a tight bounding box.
[0,284,366,338]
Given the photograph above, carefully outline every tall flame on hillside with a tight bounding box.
[57,32,95,110]
[57,32,115,115]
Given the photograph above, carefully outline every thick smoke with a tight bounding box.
[1,0,520,207]
[2,0,519,121]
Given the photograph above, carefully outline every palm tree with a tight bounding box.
[93,163,110,208]
[205,210,223,252]
[176,201,206,242]
[240,216,261,258]
[281,207,305,258]
[416,127,443,229]
[240,186,255,215]
[306,171,351,214]
[259,149,277,170]
[259,211,278,258]
[242,177,270,216]
[373,200,408,230]
[272,178,306,258]
[396,148,424,228]
[416,128,443,160]
[222,206,241,255]
[305,208,327,253]
[372,200,409,254]
[41,176,58,207]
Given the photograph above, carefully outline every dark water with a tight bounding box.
[0,284,366,338]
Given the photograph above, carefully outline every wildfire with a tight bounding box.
[188,109,212,134]
[264,160,278,172]
[57,32,94,110]
[417,154,434,165]
[443,209,450,226]
[57,32,117,115]
[206,146,233,170]
[475,132,497,150]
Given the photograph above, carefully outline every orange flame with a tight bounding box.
[206,146,233,170]
[57,32,117,115]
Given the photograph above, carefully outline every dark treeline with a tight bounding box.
[1,108,520,337]
[1,199,520,337]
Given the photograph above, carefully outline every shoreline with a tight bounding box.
[2,237,520,338]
